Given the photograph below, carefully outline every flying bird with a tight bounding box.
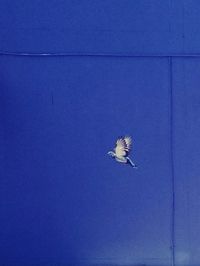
[108,136,138,168]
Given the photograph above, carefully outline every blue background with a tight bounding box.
[0,1,200,266]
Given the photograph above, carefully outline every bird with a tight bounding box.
[107,136,137,168]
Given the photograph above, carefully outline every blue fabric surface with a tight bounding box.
[0,1,199,266]
[0,0,199,55]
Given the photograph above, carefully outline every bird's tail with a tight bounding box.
[127,157,138,168]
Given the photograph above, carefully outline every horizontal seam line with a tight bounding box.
[1,51,200,57]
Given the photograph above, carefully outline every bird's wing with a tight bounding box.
[115,136,132,157]
[124,136,132,152]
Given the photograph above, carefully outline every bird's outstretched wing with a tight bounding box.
[115,136,132,157]
[124,136,132,151]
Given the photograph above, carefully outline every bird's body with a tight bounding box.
[108,136,137,168]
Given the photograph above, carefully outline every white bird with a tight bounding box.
[108,136,137,168]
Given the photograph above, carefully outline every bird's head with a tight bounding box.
[107,151,115,157]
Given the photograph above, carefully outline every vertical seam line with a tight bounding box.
[169,56,176,266]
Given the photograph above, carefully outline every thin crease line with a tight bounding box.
[1,51,200,57]
[169,56,176,266]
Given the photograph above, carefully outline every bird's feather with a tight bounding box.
[115,136,132,157]
[124,136,132,151]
